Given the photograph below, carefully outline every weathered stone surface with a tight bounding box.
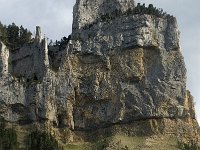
[0,0,199,149]
[0,41,9,74]
[73,0,135,32]
[68,0,186,130]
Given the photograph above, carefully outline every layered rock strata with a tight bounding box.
[0,0,199,149]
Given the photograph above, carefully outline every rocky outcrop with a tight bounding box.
[9,26,49,81]
[0,41,9,74]
[69,0,186,129]
[73,0,135,32]
[0,0,199,149]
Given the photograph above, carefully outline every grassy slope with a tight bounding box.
[64,134,181,150]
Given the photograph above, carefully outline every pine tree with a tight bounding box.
[0,21,33,50]
[0,22,8,44]
[19,25,32,46]
[7,23,20,49]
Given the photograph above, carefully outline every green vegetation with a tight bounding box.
[26,130,63,150]
[177,140,198,150]
[0,118,18,150]
[62,134,185,150]
[49,35,71,50]
[0,22,32,50]
[0,118,62,150]
[82,3,174,30]
[48,35,71,69]
[129,3,170,18]
[63,138,110,150]
[64,143,87,150]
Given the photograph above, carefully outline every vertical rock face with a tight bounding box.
[35,26,43,43]
[73,0,135,31]
[69,1,187,129]
[0,42,9,74]
[9,27,49,80]
[0,27,55,124]
[0,0,199,149]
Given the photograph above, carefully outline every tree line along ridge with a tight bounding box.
[0,22,71,51]
[81,3,175,30]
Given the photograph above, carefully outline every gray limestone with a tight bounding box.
[0,0,199,146]
[73,0,135,32]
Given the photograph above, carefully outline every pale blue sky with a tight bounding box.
[0,0,199,123]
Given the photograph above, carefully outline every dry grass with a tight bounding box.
[63,134,181,150]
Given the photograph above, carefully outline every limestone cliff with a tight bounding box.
[0,0,199,149]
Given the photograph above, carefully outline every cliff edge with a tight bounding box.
[0,0,199,149]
